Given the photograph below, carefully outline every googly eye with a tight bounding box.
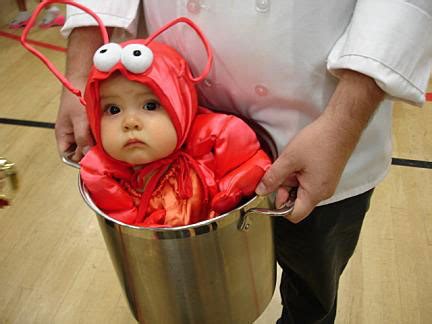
[93,43,122,72]
[121,44,153,74]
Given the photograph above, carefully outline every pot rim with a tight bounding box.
[78,175,269,233]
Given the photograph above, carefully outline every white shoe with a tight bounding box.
[9,11,31,29]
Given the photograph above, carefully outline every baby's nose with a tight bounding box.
[122,115,142,131]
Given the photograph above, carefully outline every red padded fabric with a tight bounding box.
[81,109,271,226]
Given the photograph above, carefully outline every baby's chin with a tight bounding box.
[107,152,150,166]
[122,154,166,166]
[123,156,152,166]
[108,149,173,166]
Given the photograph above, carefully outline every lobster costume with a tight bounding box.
[21,1,271,227]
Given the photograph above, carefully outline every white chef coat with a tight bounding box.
[62,0,432,205]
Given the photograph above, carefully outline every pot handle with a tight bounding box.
[238,193,296,231]
[61,150,81,169]
[247,201,294,217]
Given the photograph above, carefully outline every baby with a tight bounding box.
[22,8,271,227]
[80,38,271,227]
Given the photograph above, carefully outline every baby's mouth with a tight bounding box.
[124,138,145,147]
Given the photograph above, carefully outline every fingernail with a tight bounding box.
[255,182,267,195]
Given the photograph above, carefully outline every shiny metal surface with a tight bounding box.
[0,157,19,207]
[79,177,276,323]
[61,154,80,169]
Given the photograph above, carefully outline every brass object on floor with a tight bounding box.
[0,157,18,208]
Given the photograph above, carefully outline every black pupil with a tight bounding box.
[133,50,142,56]
[110,106,120,114]
[146,103,156,110]
[100,49,107,53]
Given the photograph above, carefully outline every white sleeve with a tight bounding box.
[327,0,432,106]
[61,0,141,38]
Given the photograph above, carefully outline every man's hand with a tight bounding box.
[55,85,93,162]
[55,27,105,161]
[256,70,384,223]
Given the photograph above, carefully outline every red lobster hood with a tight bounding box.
[85,39,198,162]
[21,6,212,166]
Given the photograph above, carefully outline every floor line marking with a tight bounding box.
[0,30,66,52]
[391,158,432,169]
[0,117,55,129]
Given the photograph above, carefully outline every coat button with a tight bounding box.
[255,0,270,13]
[187,0,201,14]
[203,79,213,87]
[255,84,268,96]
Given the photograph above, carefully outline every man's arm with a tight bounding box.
[256,69,384,223]
[55,26,104,162]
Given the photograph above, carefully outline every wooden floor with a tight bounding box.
[0,1,431,323]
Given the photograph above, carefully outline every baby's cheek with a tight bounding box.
[100,121,119,155]
[158,120,177,149]
[158,128,177,153]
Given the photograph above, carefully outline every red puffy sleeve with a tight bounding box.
[79,147,139,224]
[185,110,272,213]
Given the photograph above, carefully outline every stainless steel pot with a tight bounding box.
[63,145,292,324]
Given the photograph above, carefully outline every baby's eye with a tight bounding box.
[104,105,121,115]
[143,101,160,111]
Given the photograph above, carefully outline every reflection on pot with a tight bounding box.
[0,158,19,208]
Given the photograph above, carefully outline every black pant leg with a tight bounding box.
[275,189,374,324]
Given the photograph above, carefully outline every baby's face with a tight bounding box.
[99,74,177,165]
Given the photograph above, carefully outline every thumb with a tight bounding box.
[255,155,297,195]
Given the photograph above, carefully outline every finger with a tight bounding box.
[275,187,290,209]
[55,123,75,156]
[71,144,90,162]
[71,150,84,163]
[283,174,299,188]
[256,153,298,195]
[72,117,94,161]
[73,112,93,146]
[285,188,316,223]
